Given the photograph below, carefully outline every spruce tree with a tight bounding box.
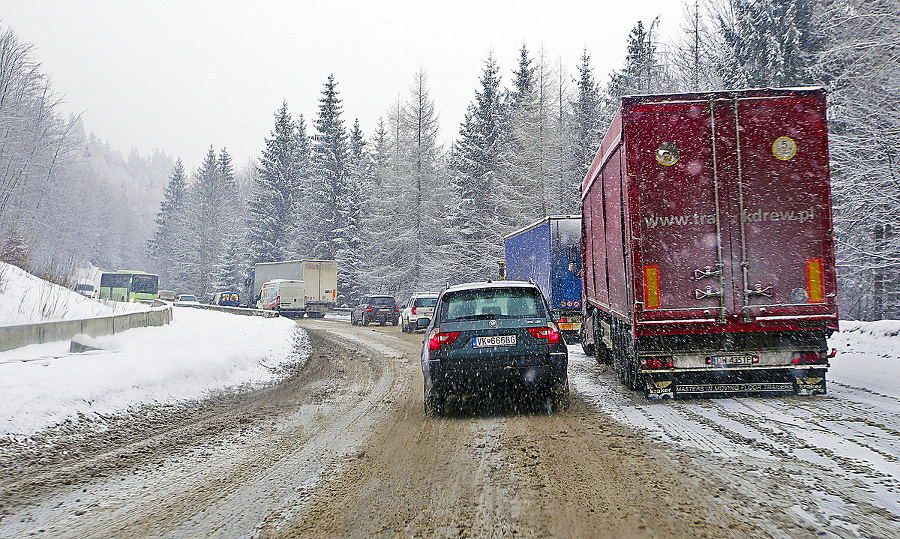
[195,146,226,300]
[247,101,303,265]
[717,0,821,87]
[572,50,602,192]
[447,55,506,283]
[148,159,188,287]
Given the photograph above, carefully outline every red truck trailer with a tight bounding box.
[580,87,837,398]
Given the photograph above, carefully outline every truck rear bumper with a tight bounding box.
[642,366,827,399]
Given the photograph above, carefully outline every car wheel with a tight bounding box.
[362,315,369,326]
[552,383,571,412]
[424,392,443,417]
[392,318,398,326]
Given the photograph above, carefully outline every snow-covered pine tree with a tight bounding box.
[148,159,188,286]
[572,50,603,194]
[340,119,370,305]
[447,55,506,284]
[289,114,314,258]
[814,0,900,319]
[311,75,359,299]
[716,0,821,87]
[364,114,409,297]
[246,101,303,265]
[195,146,228,300]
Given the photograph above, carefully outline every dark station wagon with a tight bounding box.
[419,281,569,415]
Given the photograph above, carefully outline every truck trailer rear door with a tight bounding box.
[727,94,835,320]
[628,99,729,323]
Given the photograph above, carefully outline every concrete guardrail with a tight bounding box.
[0,305,173,353]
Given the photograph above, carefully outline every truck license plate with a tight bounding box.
[709,354,755,366]
[473,335,516,348]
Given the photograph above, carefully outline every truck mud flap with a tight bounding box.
[644,369,826,399]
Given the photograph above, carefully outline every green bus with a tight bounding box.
[99,271,159,303]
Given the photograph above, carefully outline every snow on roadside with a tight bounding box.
[569,321,900,530]
[0,307,306,437]
[0,262,147,325]
[826,320,900,394]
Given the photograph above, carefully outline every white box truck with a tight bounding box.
[250,260,338,318]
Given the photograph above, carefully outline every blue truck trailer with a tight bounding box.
[503,216,583,342]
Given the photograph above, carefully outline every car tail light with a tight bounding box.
[527,326,560,344]
[428,331,460,351]
[645,357,674,369]
[793,351,828,365]
[366,305,373,312]
[395,306,399,313]
[411,307,417,315]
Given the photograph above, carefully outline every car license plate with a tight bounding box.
[473,335,516,348]
[709,354,755,366]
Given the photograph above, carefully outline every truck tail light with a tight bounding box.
[428,331,460,351]
[644,265,661,309]
[793,351,828,365]
[527,325,560,344]
[644,357,673,369]
[807,259,824,303]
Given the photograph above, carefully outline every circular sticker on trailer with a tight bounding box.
[655,142,680,166]
[791,287,809,303]
[773,136,797,161]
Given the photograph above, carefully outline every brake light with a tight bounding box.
[793,351,828,365]
[527,326,560,344]
[645,357,674,369]
[366,305,373,312]
[411,307,417,315]
[395,306,399,313]
[428,331,460,351]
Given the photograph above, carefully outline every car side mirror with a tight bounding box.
[417,317,430,329]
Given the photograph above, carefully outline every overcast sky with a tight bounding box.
[1,0,680,172]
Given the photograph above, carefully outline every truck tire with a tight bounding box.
[579,323,594,356]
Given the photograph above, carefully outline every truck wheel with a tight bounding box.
[596,344,608,365]
[579,323,594,356]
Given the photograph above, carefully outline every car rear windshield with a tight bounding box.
[438,287,547,322]
[371,297,395,307]
[413,297,437,308]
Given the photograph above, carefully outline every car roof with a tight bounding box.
[442,280,539,294]
[410,292,439,297]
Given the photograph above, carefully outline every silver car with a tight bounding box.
[400,293,438,333]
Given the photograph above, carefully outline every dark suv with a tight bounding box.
[419,281,569,414]
[351,295,399,326]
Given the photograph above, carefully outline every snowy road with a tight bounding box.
[1,315,898,538]
[569,325,900,538]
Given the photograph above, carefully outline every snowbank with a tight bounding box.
[0,262,147,325]
[0,263,306,436]
[0,307,305,436]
